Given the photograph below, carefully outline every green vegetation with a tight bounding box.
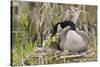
[11,1,97,66]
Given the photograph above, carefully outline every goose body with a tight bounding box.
[64,30,88,52]
[56,21,89,52]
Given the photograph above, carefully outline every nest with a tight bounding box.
[21,47,95,65]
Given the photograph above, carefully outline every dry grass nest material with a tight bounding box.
[22,47,96,65]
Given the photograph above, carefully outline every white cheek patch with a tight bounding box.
[57,24,62,33]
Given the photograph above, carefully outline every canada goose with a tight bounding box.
[57,21,89,52]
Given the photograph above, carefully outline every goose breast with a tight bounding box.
[65,30,88,52]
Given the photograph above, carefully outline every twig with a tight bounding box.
[58,48,93,60]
